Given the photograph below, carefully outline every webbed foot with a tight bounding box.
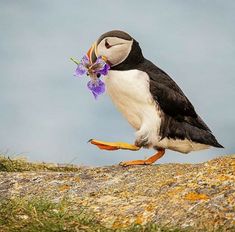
[89,139,140,151]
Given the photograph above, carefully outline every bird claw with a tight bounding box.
[119,161,128,167]
[119,160,149,167]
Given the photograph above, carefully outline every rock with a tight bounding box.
[0,155,234,231]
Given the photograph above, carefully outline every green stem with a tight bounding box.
[70,57,80,65]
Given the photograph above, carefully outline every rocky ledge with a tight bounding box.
[0,155,234,231]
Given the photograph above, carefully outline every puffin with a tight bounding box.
[87,30,223,166]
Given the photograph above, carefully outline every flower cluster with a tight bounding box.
[71,55,110,99]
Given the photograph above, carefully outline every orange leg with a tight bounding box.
[119,149,165,167]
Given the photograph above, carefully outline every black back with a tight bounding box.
[112,38,223,148]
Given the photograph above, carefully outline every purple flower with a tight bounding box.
[71,55,110,99]
[73,55,90,76]
[75,63,86,76]
[93,56,110,76]
[87,79,105,99]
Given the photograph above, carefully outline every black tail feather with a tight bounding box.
[160,115,224,148]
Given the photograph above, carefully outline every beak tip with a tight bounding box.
[87,42,97,63]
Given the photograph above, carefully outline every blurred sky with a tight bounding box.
[0,0,234,166]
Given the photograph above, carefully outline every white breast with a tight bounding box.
[105,70,210,153]
[105,70,162,147]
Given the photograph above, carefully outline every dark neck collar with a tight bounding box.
[111,40,145,71]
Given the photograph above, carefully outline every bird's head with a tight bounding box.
[87,30,144,69]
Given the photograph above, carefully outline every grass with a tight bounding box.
[0,155,80,172]
[0,197,184,232]
[0,197,104,232]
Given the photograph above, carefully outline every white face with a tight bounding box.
[96,37,133,66]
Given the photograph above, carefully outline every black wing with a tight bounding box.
[139,59,223,148]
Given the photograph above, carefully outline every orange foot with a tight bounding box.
[119,149,165,167]
[89,139,140,151]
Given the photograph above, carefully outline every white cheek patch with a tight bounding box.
[97,37,133,66]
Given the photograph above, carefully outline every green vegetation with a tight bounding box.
[0,197,103,232]
[0,197,184,232]
[0,156,80,172]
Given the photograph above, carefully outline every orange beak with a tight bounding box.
[87,42,97,63]
[86,42,109,65]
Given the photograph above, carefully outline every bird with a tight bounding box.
[86,30,223,166]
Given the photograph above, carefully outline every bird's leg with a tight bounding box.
[89,139,140,151]
[119,149,165,167]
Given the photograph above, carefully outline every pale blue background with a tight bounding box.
[0,1,234,166]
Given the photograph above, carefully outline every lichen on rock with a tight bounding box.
[0,155,234,231]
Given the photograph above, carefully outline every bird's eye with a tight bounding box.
[105,40,111,49]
